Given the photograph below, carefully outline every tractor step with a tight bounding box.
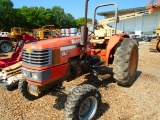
[90,61,106,76]
[90,61,112,81]
[90,68,112,81]
[0,80,18,91]
[98,74,111,81]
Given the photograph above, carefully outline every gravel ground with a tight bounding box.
[0,42,160,120]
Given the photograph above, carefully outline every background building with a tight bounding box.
[97,0,160,37]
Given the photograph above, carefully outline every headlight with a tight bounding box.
[31,72,39,79]
[23,72,27,76]
[21,67,51,82]
[21,70,28,77]
[28,84,37,92]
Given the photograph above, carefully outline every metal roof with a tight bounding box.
[97,7,147,17]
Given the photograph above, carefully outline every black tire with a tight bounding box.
[0,40,13,53]
[64,84,101,120]
[18,79,37,101]
[113,39,138,86]
[156,40,160,52]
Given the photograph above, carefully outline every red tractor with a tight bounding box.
[19,1,138,119]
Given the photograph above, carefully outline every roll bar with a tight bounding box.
[92,2,118,34]
[81,0,118,46]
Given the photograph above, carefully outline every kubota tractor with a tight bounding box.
[19,1,139,119]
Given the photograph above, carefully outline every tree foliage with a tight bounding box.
[0,0,14,31]
[0,0,92,32]
[74,17,92,28]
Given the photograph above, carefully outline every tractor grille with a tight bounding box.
[22,49,52,67]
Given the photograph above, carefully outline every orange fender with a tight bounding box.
[105,35,122,66]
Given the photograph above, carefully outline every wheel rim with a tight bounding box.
[79,96,97,120]
[1,43,10,52]
[129,49,137,76]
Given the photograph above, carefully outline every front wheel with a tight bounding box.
[18,79,37,101]
[113,39,139,86]
[64,84,101,120]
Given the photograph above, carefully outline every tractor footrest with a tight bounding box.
[90,61,106,76]
[98,74,111,81]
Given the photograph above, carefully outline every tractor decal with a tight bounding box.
[60,44,78,51]
[71,39,80,44]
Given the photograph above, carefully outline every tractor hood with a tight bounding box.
[23,36,81,49]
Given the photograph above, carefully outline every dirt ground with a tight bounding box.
[0,42,160,120]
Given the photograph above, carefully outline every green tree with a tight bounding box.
[50,6,66,28]
[11,8,26,28]
[74,17,92,29]
[64,13,75,28]
[0,0,14,31]
[20,6,48,29]
[48,6,75,28]
[0,2,82,31]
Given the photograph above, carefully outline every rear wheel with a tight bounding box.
[113,39,138,86]
[0,40,13,53]
[64,84,101,120]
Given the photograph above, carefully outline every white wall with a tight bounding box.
[142,14,157,33]
[123,18,136,32]
[135,16,143,35]
[108,9,160,36]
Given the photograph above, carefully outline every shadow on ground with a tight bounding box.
[135,71,142,81]
[117,70,142,88]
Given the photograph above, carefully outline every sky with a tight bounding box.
[11,0,147,21]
